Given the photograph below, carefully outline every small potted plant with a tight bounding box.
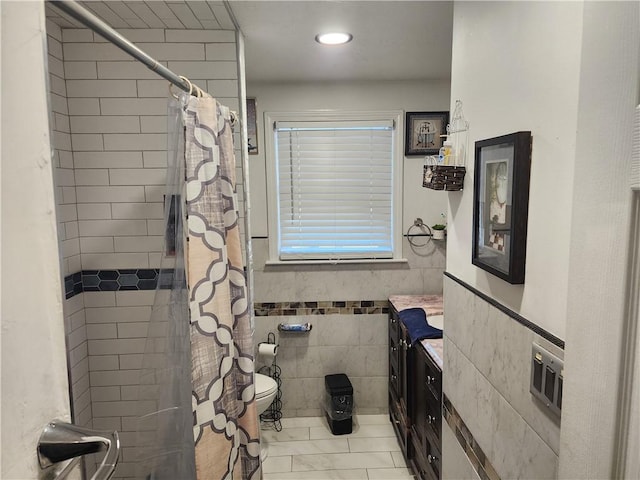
[432,213,447,240]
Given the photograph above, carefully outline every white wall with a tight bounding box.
[1,2,71,478]
[247,80,451,238]
[445,1,640,479]
[559,2,640,477]
[447,1,585,340]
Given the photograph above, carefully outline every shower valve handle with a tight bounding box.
[38,420,120,480]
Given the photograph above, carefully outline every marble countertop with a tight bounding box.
[389,294,444,370]
[421,338,443,370]
[388,295,444,316]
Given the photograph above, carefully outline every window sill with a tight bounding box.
[264,258,409,266]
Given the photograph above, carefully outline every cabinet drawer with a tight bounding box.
[425,357,442,400]
[389,391,408,454]
[424,392,442,446]
[389,310,399,342]
[424,439,441,480]
[389,358,400,396]
[410,428,441,480]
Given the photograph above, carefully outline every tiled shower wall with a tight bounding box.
[47,18,93,458]
[61,26,241,271]
[46,24,240,480]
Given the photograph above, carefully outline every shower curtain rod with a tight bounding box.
[49,0,196,96]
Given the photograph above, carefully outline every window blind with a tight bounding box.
[274,120,395,260]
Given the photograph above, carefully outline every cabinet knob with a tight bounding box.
[428,454,438,465]
[427,414,434,424]
[391,346,397,353]
[391,374,397,381]
[390,318,397,324]
[426,375,433,384]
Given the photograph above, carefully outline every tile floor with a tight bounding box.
[261,414,415,479]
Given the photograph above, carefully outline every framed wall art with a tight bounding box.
[246,97,258,155]
[404,111,449,156]
[472,131,532,284]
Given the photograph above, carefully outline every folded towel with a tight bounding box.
[398,307,443,345]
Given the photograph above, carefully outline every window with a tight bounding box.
[265,111,403,262]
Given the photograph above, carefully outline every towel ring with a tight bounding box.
[406,218,432,247]
[169,75,193,99]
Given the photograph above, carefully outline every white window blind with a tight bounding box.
[274,119,396,260]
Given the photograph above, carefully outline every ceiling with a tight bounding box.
[230,1,453,83]
[45,1,236,30]
[45,1,454,83]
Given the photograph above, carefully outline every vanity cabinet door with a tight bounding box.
[425,354,442,401]
[423,350,442,448]
[389,311,400,398]
[411,344,428,447]
[410,344,442,480]
[389,305,409,458]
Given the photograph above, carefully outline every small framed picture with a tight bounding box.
[404,111,449,156]
[246,98,258,155]
[472,131,532,284]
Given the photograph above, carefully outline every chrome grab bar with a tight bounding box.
[38,421,120,480]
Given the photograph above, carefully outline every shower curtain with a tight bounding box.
[136,93,261,480]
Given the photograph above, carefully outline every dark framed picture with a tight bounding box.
[404,111,449,156]
[472,131,532,284]
[246,98,258,155]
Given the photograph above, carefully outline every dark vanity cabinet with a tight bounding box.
[388,306,410,454]
[408,343,442,480]
[388,299,443,480]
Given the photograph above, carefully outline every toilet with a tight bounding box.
[255,373,278,415]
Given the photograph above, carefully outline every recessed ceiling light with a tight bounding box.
[315,32,353,45]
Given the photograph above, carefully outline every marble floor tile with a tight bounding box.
[262,455,292,474]
[262,415,411,479]
[366,467,415,479]
[263,469,368,479]
[391,451,410,468]
[353,414,390,425]
[292,452,395,472]
[310,423,396,440]
[269,438,350,457]
[348,437,401,453]
[262,426,310,442]
[281,416,326,429]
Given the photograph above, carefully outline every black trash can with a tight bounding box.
[323,373,353,435]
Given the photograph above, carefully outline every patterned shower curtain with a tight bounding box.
[184,96,261,480]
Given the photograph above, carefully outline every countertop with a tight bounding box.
[389,294,444,370]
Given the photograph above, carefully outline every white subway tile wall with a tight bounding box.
[48,21,81,276]
[62,28,242,271]
[45,24,241,480]
[47,20,94,479]
[84,291,155,478]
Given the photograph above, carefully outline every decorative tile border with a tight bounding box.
[253,300,389,316]
[64,269,174,299]
[64,272,83,299]
[443,393,500,480]
[65,272,391,319]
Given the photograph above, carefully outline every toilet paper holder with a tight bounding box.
[278,322,312,332]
